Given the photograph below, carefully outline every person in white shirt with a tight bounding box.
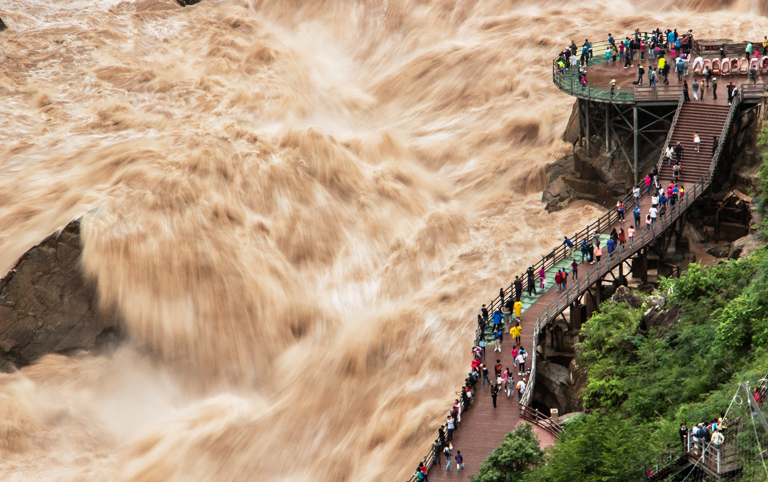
[693,132,701,152]
[515,352,526,376]
[515,379,526,402]
[649,206,658,224]
[633,186,641,205]
[651,194,659,206]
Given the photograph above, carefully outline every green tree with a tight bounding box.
[470,423,544,482]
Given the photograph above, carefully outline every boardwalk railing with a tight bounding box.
[654,93,685,172]
[520,176,706,408]
[519,405,565,438]
[519,80,768,411]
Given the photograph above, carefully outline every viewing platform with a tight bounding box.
[406,34,768,482]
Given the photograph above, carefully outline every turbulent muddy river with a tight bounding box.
[0,0,766,480]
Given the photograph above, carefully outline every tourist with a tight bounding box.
[750,64,758,85]
[645,173,652,188]
[628,226,635,243]
[455,451,464,473]
[693,132,700,152]
[513,299,522,322]
[683,80,690,102]
[432,439,443,466]
[443,443,453,469]
[482,364,490,387]
[727,81,735,104]
[618,228,626,246]
[571,259,578,280]
[446,415,455,441]
[561,268,568,290]
[676,57,684,81]
[675,142,684,163]
[606,237,615,257]
[563,236,574,258]
[594,244,603,263]
[538,267,546,289]
[650,205,658,224]
[712,77,718,100]
[634,205,641,229]
[588,241,595,264]
[673,163,681,184]
[490,382,499,408]
[492,308,503,333]
[637,64,644,85]
[649,67,658,91]
[481,304,489,325]
[646,213,652,229]
[651,192,659,207]
[504,368,512,398]
[746,41,753,57]
[492,327,502,352]
[511,322,522,346]
[516,349,526,376]
[633,185,641,205]
[527,266,536,296]
[700,78,706,99]
[514,275,523,301]
[617,200,625,221]
[499,287,505,306]
[692,78,699,100]
[679,424,688,452]
[555,269,561,291]
[763,36,768,56]
[516,377,526,402]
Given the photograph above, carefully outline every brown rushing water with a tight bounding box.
[0,0,766,480]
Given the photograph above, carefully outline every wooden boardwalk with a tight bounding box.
[429,178,689,481]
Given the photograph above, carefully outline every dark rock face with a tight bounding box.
[0,219,120,370]
[534,359,571,413]
[0,18,7,32]
[611,286,643,309]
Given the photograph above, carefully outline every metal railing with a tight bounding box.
[519,405,565,438]
[405,395,471,481]
[654,93,685,173]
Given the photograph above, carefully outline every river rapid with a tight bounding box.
[0,0,766,480]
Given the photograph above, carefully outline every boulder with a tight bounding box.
[644,294,666,310]
[730,233,765,260]
[707,244,731,258]
[0,219,120,370]
[638,304,680,334]
[542,178,569,204]
[611,286,643,309]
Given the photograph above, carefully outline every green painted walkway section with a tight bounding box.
[481,234,611,342]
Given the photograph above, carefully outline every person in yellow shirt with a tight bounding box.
[510,323,522,345]
[513,300,522,321]
[763,36,768,56]
[658,56,666,71]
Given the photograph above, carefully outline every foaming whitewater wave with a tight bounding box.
[0,0,766,480]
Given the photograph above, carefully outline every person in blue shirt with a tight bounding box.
[606,237,616,255]
[580,240,590,263]
[608,33,614,45]
[659,193,667,206]
[563,236,574,258]
[667,31,675,47]
[634,205,641,229]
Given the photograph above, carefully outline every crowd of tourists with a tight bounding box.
[555,27,763,101]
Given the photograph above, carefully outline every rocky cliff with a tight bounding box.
[0,219,119,371]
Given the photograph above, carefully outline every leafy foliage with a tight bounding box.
[470,423,544,482]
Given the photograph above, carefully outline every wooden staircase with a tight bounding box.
[658,103,731,184]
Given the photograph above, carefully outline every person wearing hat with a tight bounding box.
[610,79,616,96]
[712,77,718,100]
